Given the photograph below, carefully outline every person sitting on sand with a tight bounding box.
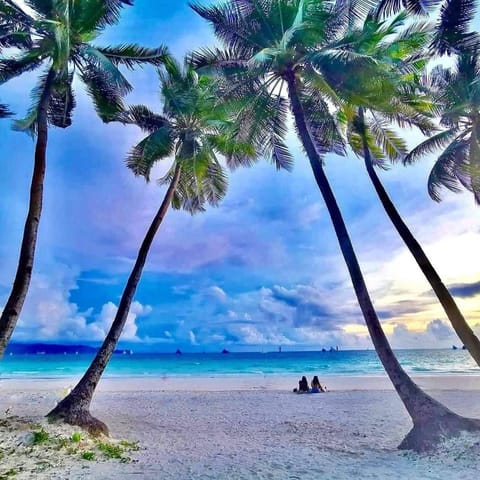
[293,376,310,393]
[310,375,325,393]
[300,376,310,393]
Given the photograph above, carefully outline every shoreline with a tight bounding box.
[2,373,480,392]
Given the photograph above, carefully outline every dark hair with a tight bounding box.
[312,376,320,386]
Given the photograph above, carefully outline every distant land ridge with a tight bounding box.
[5,343,128,355]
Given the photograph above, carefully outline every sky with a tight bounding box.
[0,0,479,352]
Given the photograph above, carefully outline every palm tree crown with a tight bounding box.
[120,57,257,212]
[0,0,169,130]
[406,0,480,203]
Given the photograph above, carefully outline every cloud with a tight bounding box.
[426,319,455,341]
[9,267,151,343]
[391,319,456,349]
[449,281,480,299]
[96,301,152,341]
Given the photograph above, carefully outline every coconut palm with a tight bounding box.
[47,58,257,434]
[0,0,169,358]
[311,9,480,365]
[406,0,480,204]
[191,0,480,451]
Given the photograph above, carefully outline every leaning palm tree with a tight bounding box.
[191,0,480,451]
[406,0,480,203]
[0,0,169,358]
[312,9,480,365]
[47,58,257,434]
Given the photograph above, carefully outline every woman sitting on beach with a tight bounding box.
[310,376,325,393]
[293,376,310,393]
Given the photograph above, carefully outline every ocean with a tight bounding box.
[0,349,478,379]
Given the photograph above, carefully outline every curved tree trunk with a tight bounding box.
[47,164,182,435]
[0,68,56,358]
[285,72,480,452]
[357,107,480,366]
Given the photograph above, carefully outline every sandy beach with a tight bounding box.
[0,374,479,479]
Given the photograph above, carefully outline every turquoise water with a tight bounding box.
[0,349,478,379]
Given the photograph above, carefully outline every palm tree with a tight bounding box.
[0,0,168,358]
[47,58,256,434]
[191,0,480,451]
[311,9,480,365]
[406,0,480,204]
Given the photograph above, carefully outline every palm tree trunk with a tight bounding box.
[284,71,480,451]
[47,164,182,435]
[357,107,480,366]
[0,68,56,358]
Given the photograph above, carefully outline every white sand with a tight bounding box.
[1,374,480,479]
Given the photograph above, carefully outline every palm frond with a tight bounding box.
[127,126,174,181]
[405,128,460,164]
[78,45,132,94]
[79,65,125,122]
[12,67,55,134]
[0,49,45,83]
[368,115,408,162]
[431,0,479,55]
[190,46,252,74]
[376,0,441,18]
[115,104,171,134]
[428,139,469,201]
[300,84,346,156]
[70,0,133,32]
[0,101,12,118]
[95,44,170,70]
[333,0,378,31]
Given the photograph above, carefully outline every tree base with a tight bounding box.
[47,402,109,437]
[399,414,480,452]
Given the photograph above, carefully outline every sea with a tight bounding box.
[0,349,478,379]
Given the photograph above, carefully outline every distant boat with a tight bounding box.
[122,350,133,355]
[452,345,458,350]
[36,351,46,355]
[221,349,229,354]
[175,349,182,355]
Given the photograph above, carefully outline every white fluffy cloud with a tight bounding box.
[11,267,151,343]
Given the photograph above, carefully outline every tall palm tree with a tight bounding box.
[191,0,480,451]
[0,0,168,358]
[406,0,480,204]
[311,9,480,365]
[47,58,256,434]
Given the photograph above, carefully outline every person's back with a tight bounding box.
[310,375,325,393]
[299,376,309,392]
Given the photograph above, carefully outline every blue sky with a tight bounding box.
[0,0,479,352]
